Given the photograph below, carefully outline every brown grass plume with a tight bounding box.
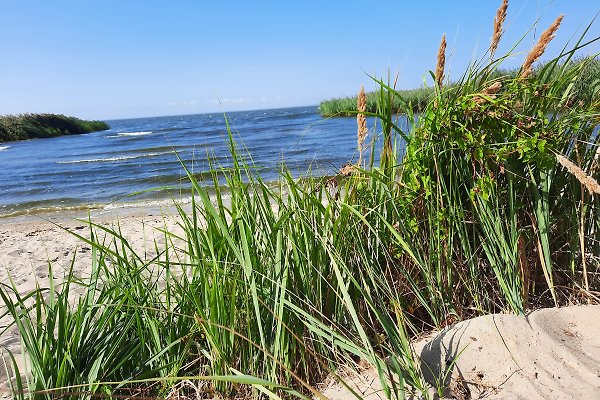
[556,154,600,194]
[490,0,508,59]
[521,15,564,78]
[357,85,368,166]
[436,34,447,89]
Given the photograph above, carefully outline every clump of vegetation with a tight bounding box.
[319,58,600,117]
[0,114,109,142]
[1,1,599,399]
[320,86,432,116]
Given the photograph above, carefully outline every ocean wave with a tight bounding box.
[0,145,11,151]
[57,151,173,164]
[107,131,154,138]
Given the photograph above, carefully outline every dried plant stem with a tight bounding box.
[521,15,564,78]
[590,145,600,173]
[474,82,503,104]
[357,85,368,167]
[579,195,589,292]
[490,0,508,59]
[518,235,529,303]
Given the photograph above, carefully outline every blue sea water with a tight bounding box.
[0,106,400,217]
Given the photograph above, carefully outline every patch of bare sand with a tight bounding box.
[320,305,600,399]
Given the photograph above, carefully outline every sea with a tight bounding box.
[0,106,401,218]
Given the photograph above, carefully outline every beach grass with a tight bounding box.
[1,2,600,399]
[0,114,109,142]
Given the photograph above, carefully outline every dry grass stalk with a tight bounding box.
[490,0,509,59]
[436,34,447,89]
[591,145,600,174]
[521,15,564,78]
[340,163,358,176]
[556,154,600,194]
[475,82,503,104]
[483,81,502,95]
[518,235,529,303]
[357,85,368,167]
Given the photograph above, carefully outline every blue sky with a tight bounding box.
[0,1,598,120]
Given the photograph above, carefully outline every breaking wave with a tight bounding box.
[107,131,154,138]
[57,151,173,164]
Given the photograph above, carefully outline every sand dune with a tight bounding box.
[321,305,600,399]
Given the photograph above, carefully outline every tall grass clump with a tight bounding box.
[1,2,599,399]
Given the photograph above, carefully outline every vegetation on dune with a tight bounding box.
[319,57,600,117]
[0,114,109,142]
[1,1,599,399]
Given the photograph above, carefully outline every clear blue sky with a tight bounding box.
[1,1,598,120]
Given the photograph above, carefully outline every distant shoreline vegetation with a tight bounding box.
[319,57,600,117]
[0,113,109,142]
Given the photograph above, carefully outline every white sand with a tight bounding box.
[321,305,600,400]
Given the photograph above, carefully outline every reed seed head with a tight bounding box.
[521,15,564,78]
[490,0,508,59]
[435,33,446,89]
[436,34,447,89]
[557,154,600,194]
[357,85,368,166]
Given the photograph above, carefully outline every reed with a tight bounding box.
[435,34,446,89]
[357,85,368,167]
[490,0,508,59]
[521,15,564,78]
[0,114,109,142]
[556,154,600,194]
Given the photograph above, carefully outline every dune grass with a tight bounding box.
[1,2,599,399]
[0,114,109,142]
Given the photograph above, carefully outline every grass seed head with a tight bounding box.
[557,154,600,194]
[490,0,509,59]
[521,15,564,78]
[357,85,368,166]
[436,34,447,89]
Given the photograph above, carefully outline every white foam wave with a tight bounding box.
[57,151,172,164]
[102,196,195,211]
[0,146,11,151]
[107,131,153,138]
